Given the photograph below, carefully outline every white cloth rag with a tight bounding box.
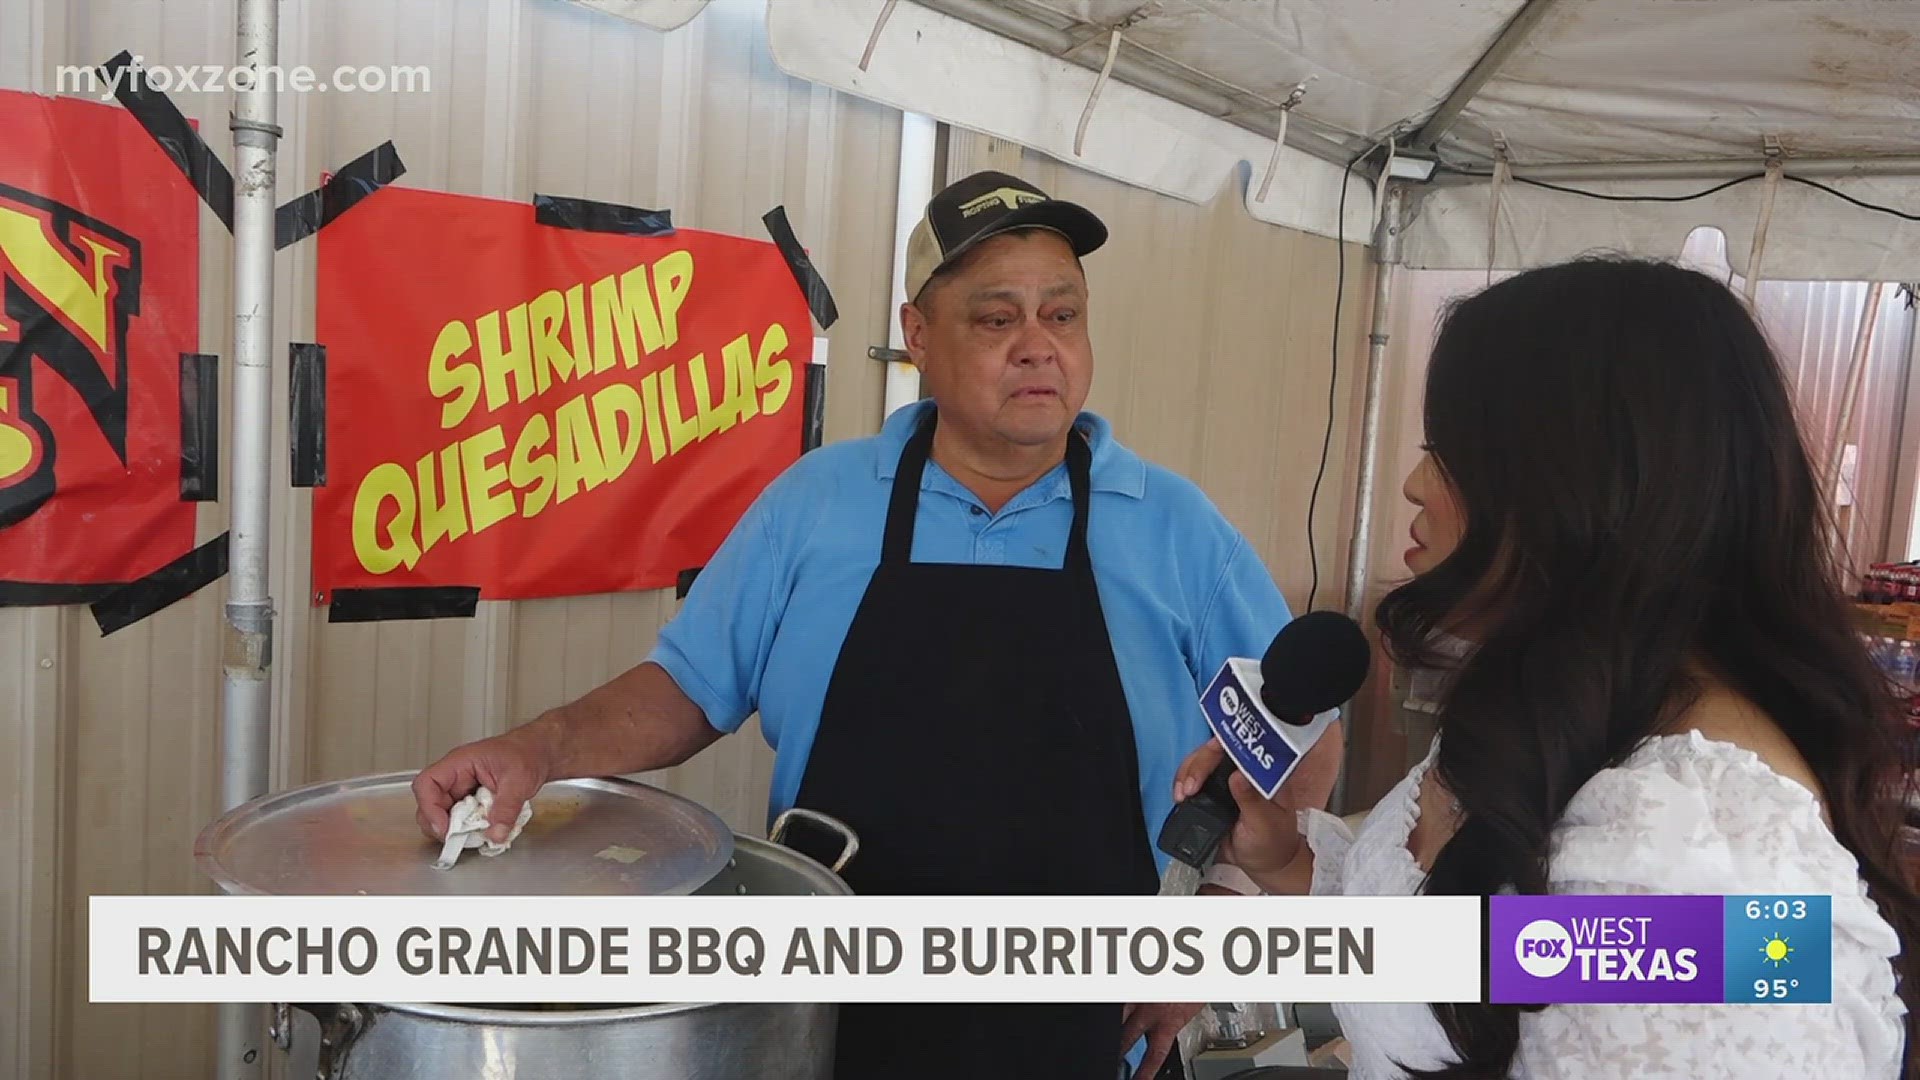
[433,787,533,870]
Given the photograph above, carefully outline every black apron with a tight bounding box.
[788,411,1161,1080]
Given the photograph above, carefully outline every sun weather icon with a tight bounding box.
[1760,933,1794,968]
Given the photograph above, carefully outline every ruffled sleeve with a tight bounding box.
[1515,731,1907,1079]
[1297,808,1356,896]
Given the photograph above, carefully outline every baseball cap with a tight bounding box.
[903,170,1108,301]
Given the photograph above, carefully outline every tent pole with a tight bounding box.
[1333,183,1403,814]
[884,112,937,418]
[1411,0,1564,150]
[217,0,281,1072]
[1342,183,1404,626]
[1440,155,1920,183]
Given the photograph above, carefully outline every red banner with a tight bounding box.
[313,187,811,602]
[0,92,200,591]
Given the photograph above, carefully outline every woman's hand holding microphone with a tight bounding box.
[1173,719,1344,894]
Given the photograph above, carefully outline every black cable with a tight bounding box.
[1786,174,1920,223]
[1304,147,1366,614]
[1512,172,1763,202]
[1435,162,1920,222]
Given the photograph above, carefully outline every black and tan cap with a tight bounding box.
[904,170,1108,301]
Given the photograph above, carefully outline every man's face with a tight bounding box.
[902,230,1093,450]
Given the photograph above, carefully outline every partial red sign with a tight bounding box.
[0,91,200,590]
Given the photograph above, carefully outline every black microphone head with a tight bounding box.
[1258,610,1372,719]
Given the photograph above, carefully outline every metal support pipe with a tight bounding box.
[1331,184,1403,817]
[217,0,281,1074]
[1411,0,1563,151]
[1440,155,1920,183]
[1343,184,1404,628]
[884,112,937,418]
[1827,282,1889,576]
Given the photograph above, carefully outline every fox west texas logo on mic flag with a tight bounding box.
[311,187,811,602]
[0,92,199,591]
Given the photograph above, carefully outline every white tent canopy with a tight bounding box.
[743,0,1920,280]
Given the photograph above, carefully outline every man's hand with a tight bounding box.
[411,662,722,845]
[1121,1000,1201,1079]
[412,725,556,844]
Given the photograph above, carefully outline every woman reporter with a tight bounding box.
[1177,256,1918,1078]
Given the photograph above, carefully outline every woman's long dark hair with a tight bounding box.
[1375,256,1920,1077]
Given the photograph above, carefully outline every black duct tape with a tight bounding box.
[99,50,235,232]
[675,568,703,600]
[802,360,826,453]
[276,142,407,250]
[533,193,674,237]
[290,343,326,488]
[179,353,219,501]
[90,530,230,635]
[0,583,119,607]
[762,205,838,330]
[328,586,480,623]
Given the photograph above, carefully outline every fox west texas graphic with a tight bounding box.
[1492,895,1834,1006]
[0,92,200,590]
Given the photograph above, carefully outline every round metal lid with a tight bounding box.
[195,772,735,896]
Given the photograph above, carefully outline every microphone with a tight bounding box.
[1156,610,1372,869]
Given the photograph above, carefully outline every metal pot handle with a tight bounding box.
[769,808,860,873]
[272,1002,365,1080]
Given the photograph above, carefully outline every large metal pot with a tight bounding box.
[196,775,858,1080]
[274,821,858,1080]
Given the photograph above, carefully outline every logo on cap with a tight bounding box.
[1515,919,1574,978]
[959,187,1045,217]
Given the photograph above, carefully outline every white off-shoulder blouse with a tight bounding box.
[1295,730,1908,1078]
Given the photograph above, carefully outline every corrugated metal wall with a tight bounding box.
[1,2,1377,1076]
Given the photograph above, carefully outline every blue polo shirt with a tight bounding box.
[647,398,1294,872]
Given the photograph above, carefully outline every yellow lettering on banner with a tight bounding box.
[652,250,693,350]
[429,320,480,429]
[588,275,633,373]
[638,371,668,464]
[592,383,645,483]
[688,352,718,437]
[510,414,557,518]
[352,462,422,573]
[528,289,576,396]
[703,332,759,439]
[613,266,668,360]
[564,284,597,375]
[552,393,609,504]
[460,425,515,533]
[0,384,35,486]
[0,204,126,352]
[416,445,468,552]
[587,270,633,372]
[477,304,535,412]
[756,322,794,415]
[658,360,703,456]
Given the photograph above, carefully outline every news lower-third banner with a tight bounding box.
[89,894,1831,1005]
[1492,894,1833,1006]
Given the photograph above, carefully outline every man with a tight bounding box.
[412,170,1296,1079]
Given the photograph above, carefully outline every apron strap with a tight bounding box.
[880,414,937,565]
[879,411,1097,571]
[1063,429,1093,572]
